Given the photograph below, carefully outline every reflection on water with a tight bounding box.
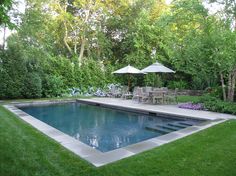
[21,103,184,152]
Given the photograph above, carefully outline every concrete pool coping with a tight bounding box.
[3,98,234,167]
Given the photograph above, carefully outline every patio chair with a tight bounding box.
[121,86,133,99]
[152,91,165,104]
[132,87,143,102]
[153,87,163,91]
[110,85,122,98]
[143,86,153,93]
[165,88,178,104]
[161,87,168,91]
[140,87,153,103]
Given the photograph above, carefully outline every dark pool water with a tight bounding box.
[20,103,201,152]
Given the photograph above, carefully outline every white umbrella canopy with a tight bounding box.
[141,61,175,87]
[113,65,144,74]
[141,61,175,73]
[113,65,145,91]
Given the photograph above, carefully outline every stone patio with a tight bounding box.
[78,98,236,121]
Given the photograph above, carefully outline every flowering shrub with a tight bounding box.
[106,83,122,91]
[67,83,122,97]
[68,88,81,96]
[93,88,107,97]
[178,103,204,110]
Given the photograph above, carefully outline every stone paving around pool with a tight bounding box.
[3,98,235,167]
[78,98,236,121]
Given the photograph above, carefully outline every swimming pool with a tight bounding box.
[20,102,203,152]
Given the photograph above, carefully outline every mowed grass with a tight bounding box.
[177,95,202,103]
[1,106,236,176]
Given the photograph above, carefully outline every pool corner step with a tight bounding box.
[178,122,195,126]
[155,124,180,131]
[145,125,174,134]
[168,122,191,128]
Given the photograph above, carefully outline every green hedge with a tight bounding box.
[42,75,65,98]
[0,50,114,99]
[23,73,42,98]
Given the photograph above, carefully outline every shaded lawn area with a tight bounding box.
[1,106,236,176]
[177,95,202,103]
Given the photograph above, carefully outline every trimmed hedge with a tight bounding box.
[23,73,42,98]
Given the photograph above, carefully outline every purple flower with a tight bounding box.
[178,103,203,110]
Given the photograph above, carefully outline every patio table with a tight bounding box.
[149,90,167,104]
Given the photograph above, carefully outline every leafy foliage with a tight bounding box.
[0,0,14,27]
[0,0,235,101]
[198,94,236,115]
[23,72,42,98]
[0,47,26,99]
[42,75,65,98]
[168,80,189,89]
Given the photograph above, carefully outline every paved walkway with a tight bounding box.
[79,98,236,121]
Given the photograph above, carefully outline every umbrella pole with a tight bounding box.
[153,73,155,87]
[156,73,158,87]
[128,74,131,91]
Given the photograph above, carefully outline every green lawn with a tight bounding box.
[177,95,202,103]
[1,106,236,176]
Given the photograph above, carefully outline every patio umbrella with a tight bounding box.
[112,65,144,91]
[141,61,175,86]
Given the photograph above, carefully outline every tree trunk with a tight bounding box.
[227,68,236,102]
[231,71,236,101]
[68,23,77,55]
[230,69,236,101]
[62,16,73,54]
[74,42,77,54]
[77,9,90,66]
[78,37,86,66]
[63,33,73,55]
[220,72,227,101]
[58,2,73,55]
[227,72,232,101]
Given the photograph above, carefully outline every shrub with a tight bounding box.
[197,94,236,115]
[144,74,163,87]
[168,80,188,89]
[23,73,42,98]
[41,56,76,88]
[0,50,26,99]
[191,76,208,90]
[205,86,223,99]
[75,59,107,88]
[42,75,65,97]
[0,71,25,99]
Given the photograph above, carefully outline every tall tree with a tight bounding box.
[0,0,13,27]
[51,0,128,65]
[167,0,236,101]
[207,0,236,30]
[0,0,14,49]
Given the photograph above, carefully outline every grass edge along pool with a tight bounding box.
[19,102,204,152]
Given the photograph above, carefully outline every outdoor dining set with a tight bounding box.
[109,86,178,105]
[110,61,177,104]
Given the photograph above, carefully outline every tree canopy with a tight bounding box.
[0,0,13,27]
[0,0,235,101]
